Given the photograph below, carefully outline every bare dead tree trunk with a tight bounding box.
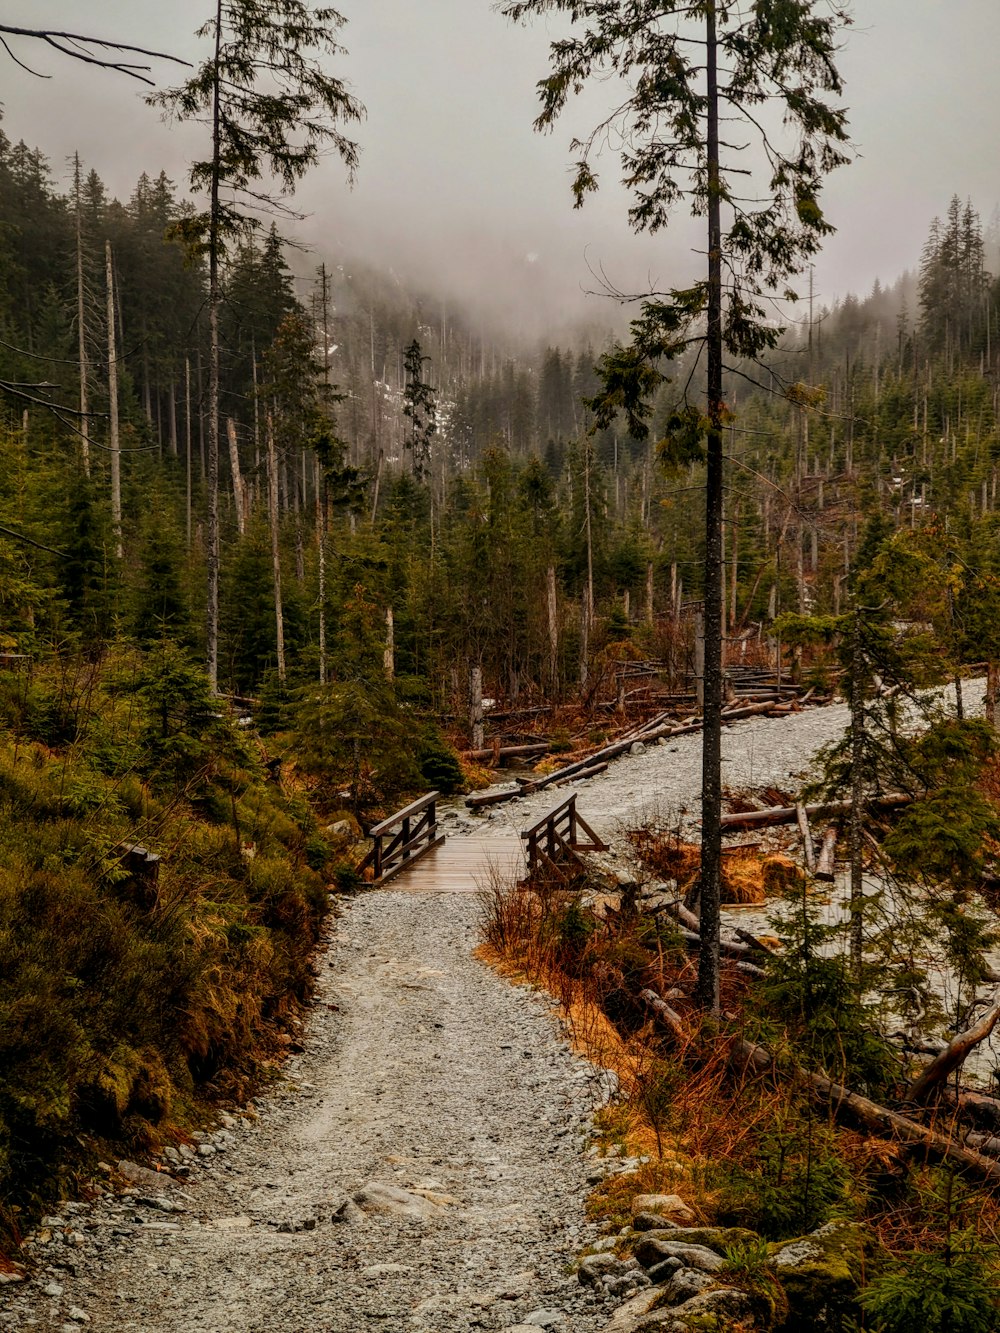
[987,661,998,728]
[470,665,484,750]
[74,155,91,479]
[547,564,558,694]
[105,240,122,560]
[384,606,395,681]
[849,608,865,986]
[266,412,286,684]
[694,0,723,1014]
[226,418,246,535]
[185,357,192,550]
[315,454,326,686]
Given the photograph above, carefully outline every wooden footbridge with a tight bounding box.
[357,792,606,892]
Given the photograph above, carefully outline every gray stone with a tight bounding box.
[601,1289,663,1332]
[523,1312,566,1330]
[646,1256,682,1282]
[632,1212,681,1233]
[651,1266,715,1304]
[353,1181,446,1220]
[631,1194,695,1224]
[578,1252,624,1285]
[331,1198,365,1225]
[630,742,647,755]
[634,1285,755,1329]
[634,1237,725,1273]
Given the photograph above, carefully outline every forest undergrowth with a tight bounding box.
[0,642,341,1256]
[478,854,1000,1329]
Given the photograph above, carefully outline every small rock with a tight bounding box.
[600,1289,663,1332]
[522,1312,565,1330]
[67,1308,90,1325]
[43,1281,65,1297]
[578,1253,623,1285]
[632,1194,696,1226]
[630,742,646,755]
[646,1256,683,1282]
[331,1198,365,1225]
[652,1265,716,1304]
[354,1181,446,1220]
[117,1160,177,1191]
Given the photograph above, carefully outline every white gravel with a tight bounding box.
[4,894,623,1333]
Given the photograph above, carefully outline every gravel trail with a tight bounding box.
[7,894,619,1333]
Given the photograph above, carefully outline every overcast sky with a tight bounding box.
[2,2,999,339]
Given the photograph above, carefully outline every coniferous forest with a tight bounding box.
[5,6,1000,1330]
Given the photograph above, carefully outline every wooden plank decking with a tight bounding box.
[384,834,525,893]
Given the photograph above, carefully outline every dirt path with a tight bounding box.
[6,893,620,1333]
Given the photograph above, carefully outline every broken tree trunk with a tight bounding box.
[795,802,816,873]
[815,825,838,881]
[907,988,1000,1105]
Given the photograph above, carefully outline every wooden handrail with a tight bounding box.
[367,790,438,838]
[357,791,445,885]
[521,794,607,879]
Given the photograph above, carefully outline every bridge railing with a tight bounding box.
[356,791,445,885]
[521,793,607,880]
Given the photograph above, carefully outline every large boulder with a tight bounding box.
[637,1286,758,1330]
[634,1226,763,1270]
[770,1219,868,1328]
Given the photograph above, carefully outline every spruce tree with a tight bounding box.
[150,1,362,690]
[503,0,851,1011]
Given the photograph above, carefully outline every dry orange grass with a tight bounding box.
[629,829,768,905]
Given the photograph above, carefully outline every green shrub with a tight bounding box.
[861,1233,1000,1333]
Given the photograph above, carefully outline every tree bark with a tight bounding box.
[470,666,484,750]
[266,412,286,684]
[986,661,998,728]
[74,155,90,479]
[384,606,395,681]
[105,240,122,560]
[226,418,246,535]
[547,563,559,694]
[695,0,723,1014]
[206,0,223,692]
[849,608,865,986]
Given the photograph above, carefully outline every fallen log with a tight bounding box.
[720,701,785,722]
[552,761,609,787]
[907,988,1000,1104]
[942,1089,1000,1130]
[720,793,912,832]
[730,1038,1000,1186]
[464,787,520,809]
[463,742,551,763]
[639,988,687,1042]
